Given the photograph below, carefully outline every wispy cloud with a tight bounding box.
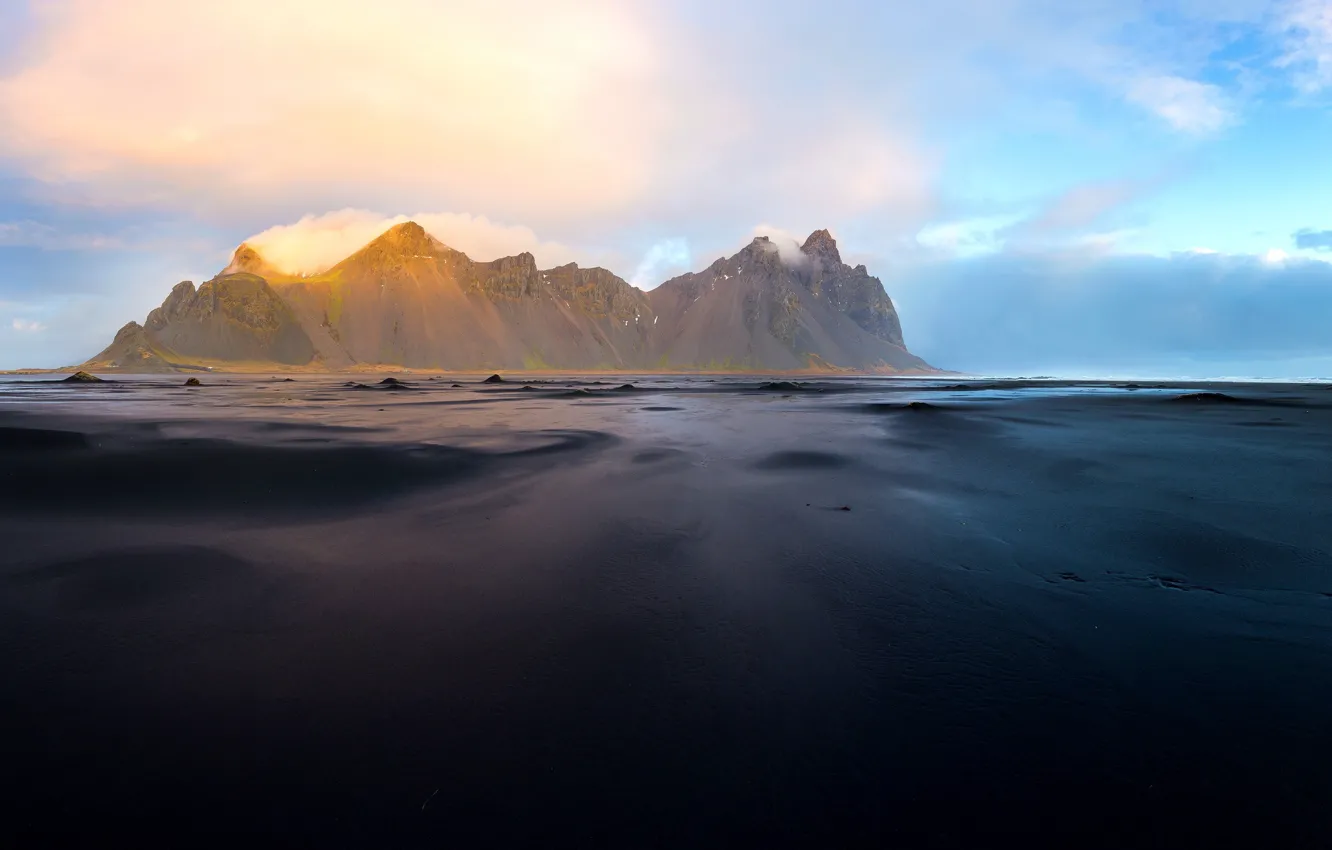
[915,213,1030,258]
[1125,75,1233,134]
[1276,0,1332,92]
[921,174,1170,258]
[1026,178,1160,233]
[0,220,122,250]
[11,318,46,332]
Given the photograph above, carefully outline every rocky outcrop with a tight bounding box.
[141,273,316,365]
[646,231,926,371]
[82,321,180,372]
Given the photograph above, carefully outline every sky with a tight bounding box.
[1,0,1331,375]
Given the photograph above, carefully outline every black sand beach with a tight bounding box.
[2,374,1330,845]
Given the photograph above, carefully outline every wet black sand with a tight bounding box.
[2,375,1331,845]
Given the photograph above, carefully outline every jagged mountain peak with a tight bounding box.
[223,243,283,278]
[371,221,444,254]
[328,220,453,277]
[801,229,841,265]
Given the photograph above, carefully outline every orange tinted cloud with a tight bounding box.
[0,0,935,228]
[0,0,663,218]
[245,209,594,274]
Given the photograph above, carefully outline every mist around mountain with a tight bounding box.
[80,222,934,373]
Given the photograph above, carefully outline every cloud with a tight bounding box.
[749,225,815,267]
[915,213,1029,258]
[0,0,935,233]
[1025,179,1158,233]
[1294,228,1332,250]
[0,220,121,250]
[11,318,45,332]
[244,209,590,275]
[1125,75,1233,133]
[914,174,1168,259]
[889,250,1332,377]
[5,0,1258,237]
[1276,0,1332,92]
[0,0,665,223]
[629,238,691,289]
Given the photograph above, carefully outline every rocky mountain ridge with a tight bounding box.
[81,222,934,373]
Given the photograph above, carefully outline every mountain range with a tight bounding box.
[82,222,934,372]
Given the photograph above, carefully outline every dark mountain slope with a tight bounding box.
[647,231,928,371]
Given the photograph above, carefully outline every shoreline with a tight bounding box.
[2,365,957,378]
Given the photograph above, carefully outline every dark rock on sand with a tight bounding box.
[451,384,463,388]
[614,384,637,391]
[759,381,803,391]
[483,374,505,384]
[378,378,404,385]
[184,377,202,386]
[860,401,942,414]
[61,371,104,383]
[1171,392,1271,405]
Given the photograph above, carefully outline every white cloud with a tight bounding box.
[1264,247,1290,264]
[1277,0,1332,92]
[748,225,817,267]
[916,213,1029,258]
[244,209,590,275]
[1072,229,1141,253]
[1126,75,1233,133]
[11,318,46,332]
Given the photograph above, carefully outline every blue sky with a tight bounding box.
[1,0,1331,374]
